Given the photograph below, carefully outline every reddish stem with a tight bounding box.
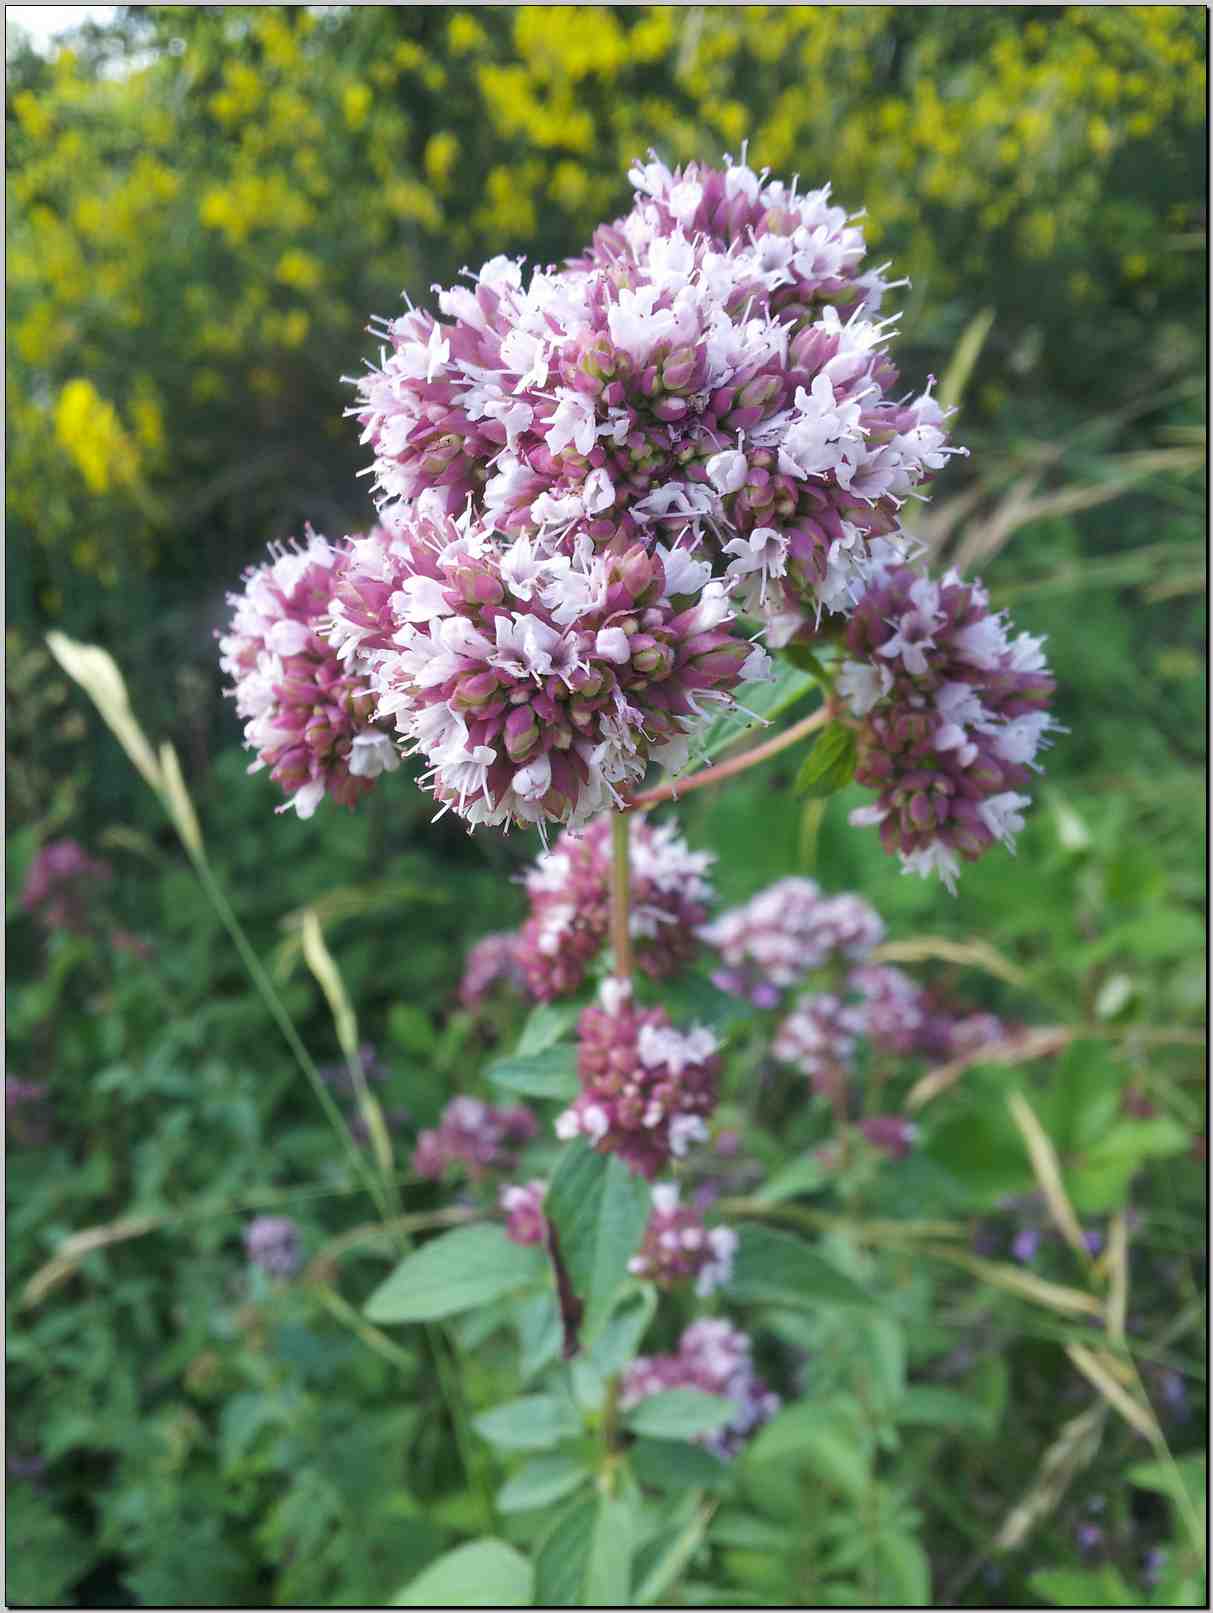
[625,704,831,813]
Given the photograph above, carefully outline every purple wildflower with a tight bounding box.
[412,1096,537,1181]
[517,815,715,999]
[244,1216,302,1278]
[627,1182,737,1295]
[840,564,1057,890]
[500,1179,548,1246]
[555,978,720,1178]
[22,839,111,932]
[620,1318,779,1459]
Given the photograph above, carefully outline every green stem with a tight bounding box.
[609,810,633,982]
[187,849,388,1220]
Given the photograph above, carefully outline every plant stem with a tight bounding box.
[609,810,633,982]
[626,705,830,812]
[187,849,388,1220]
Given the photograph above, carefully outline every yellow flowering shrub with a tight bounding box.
[6,4,1204,621]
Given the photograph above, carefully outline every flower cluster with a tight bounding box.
[627,1182,737,1295]
[555,979,720,1178]
[620,1318,780,1459]
[217,529,400,818]
[459,931,527,1010]
[516,815,715,999]
[853,963,1006,1060]
[839,564,1057,890]
[243,1215,302,1279]
[701,876,883,1001]
[412,1095,537,1181]
[327,506,765,831]
[772,992,868,1098]
[499,1179,548,1246]
[22,839,111,932]
[354,151,961,656]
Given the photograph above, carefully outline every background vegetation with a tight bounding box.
[7,6,1206,1608]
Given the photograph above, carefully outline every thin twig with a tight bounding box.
[626,705,829,812]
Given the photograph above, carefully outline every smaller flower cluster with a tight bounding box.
[22,839,111,933]
[459,931,527,1010]
[500,1179,548,1246]
[701,876,883,1003]
[217,529,400,818]
[627,1182,737,1295]
[243,1215,302,1279]
[839,564,1057,890]
[555,979,720,1178]
[771,992,868,1099]
[620,1318,780,1459]
[413,1095,537,1181]
[517,816,715,999]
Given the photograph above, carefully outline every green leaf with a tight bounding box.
[364,1225,544,1325]
[694,663,817,764]
[496,1452,591,1514]
[629,1437,731,1492]
[624,1389,737,1440]
[727,1224,875,1310]
[746,1403,871,1499]
[876,1530,932,1606]
[486,1046,579,1101]
[393,1539,533,1607]
[585,1284,657,1379]
[516,1001,581,1056]
[1028,1564,1137,1607]
[1069,1117,1190,1214]
[1129,1454,1206,1517]
[544,1139,651,1342]
[896,1385,994,1435]
[534,1494,633,1607]
[794,721,857,799]
[753,1152,830,1203]
[472,1394,581,1452]
[779,643,832,682]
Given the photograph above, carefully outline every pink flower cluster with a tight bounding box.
[499,1178,548,1246]
[218,531,400,817]
[22,839,111,932]
[850,963,1006,1060]
[244,1215,302,1279]
[555,979,720,1178]
[459,931,527,1010]
[701,876,884,1001]
[517,815,715,999]
[772,992,868,1099]
[354,153,960,656]
[412,1096,537,1181]
[324,508,766,830]
[620,1318,780,1459]
[839,564,1057,890]
[627,1182,737,1295]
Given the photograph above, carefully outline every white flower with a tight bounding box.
[705,448,750,496]
[977,791,1030,847]
[348,732,401,778]
[837,658,893,716]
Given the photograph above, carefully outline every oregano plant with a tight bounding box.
[63,149,1182,1610]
